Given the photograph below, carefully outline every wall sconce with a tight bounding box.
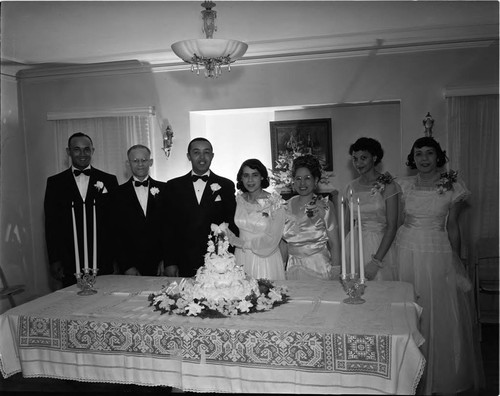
[162,125,174,158]
[423,112,434,137]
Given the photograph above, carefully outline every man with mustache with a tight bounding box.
[44,132,118,288]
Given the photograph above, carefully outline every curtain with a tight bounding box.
[447,94,499,266]
[54,115,158,184]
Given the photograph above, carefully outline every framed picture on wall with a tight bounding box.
[270,118,333,171]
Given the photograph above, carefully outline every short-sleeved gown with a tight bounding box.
[344,178,401,280]
[395,175,484,394]
[282,195,338,280]
[234,193,286,280]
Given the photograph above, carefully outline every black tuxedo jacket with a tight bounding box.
[44,167,118,286]
[110,177,168,276]
[165,171,237,277]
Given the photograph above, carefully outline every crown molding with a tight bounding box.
[47,106,155,120]
[443,84,499,98]
[16,23,499,80]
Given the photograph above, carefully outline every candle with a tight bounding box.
[340,197,346,278]
[349,190,355,276]
[83,200,89,270]
[357,198,365,281]
[71,202,80,275]
[92,199,97,271]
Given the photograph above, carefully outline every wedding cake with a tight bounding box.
[148,223,288,318]
[190,223,260,302]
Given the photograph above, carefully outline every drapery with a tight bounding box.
[53,115,158,184]
[447,94,499,265]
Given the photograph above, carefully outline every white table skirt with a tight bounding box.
[0,275,425,394]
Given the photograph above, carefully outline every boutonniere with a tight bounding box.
[94,181,106,193]
[210,183,221,194]
[370,172,395,196]
[436,170,458,194]
[150,187,160,196]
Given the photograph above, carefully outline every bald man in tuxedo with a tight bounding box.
[110,144,168,276]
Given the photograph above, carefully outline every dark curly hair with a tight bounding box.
[236,158,270,192]
[406,137,448,169]
[348,137,384,166]
[291,155,322,180]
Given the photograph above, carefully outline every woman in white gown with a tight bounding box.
[395,137,484,394]
[344,137,400,281]
[227,159,286,280]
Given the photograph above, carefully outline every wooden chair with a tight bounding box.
[0,265,25,308]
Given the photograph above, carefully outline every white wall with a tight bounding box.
[9,44,500,299]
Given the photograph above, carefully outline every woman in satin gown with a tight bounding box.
[395,137,484,394]
[282,155,341,280]
[344,137,400,281]
[227,158,286,280]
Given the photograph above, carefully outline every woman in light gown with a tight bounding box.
[282,155,340,280]
[395,137,484,394]
[227,159,286,280]
[344,138,400,281]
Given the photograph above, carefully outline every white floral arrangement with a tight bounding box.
[150,187,160,196]
[148,223,289,318]
[269,151,332,192]
[255,191,286,218]
[94,181,104,191]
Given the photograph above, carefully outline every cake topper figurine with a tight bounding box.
[423,112,434,137]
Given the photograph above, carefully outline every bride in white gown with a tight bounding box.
[227,158,286,280]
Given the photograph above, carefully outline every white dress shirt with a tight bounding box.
[192,171,210,204]
[133,176,149,215]
[72,166,91,201]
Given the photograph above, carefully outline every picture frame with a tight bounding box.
[270,118,333,171]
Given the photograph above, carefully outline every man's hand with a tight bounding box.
[164,265,179,277]
[49,261,64,280]
[124,267,141,276]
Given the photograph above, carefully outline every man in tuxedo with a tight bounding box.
[44,132,119,288]
[164,138,237,277]
[110,145,167,276]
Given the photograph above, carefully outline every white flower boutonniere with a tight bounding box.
[94,181,104,191]
[210,183,221,193]
[150,187,160,196]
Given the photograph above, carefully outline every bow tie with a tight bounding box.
[192,174,209,182]
[134,180,149,187]
[73,169,91,177]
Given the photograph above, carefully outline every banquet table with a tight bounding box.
[0,275,425,394]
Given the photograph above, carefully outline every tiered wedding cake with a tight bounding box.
[148,223,288,318]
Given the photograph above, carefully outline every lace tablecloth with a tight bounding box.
[0,275,425,394]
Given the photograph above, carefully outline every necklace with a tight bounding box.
[416,172,440,187]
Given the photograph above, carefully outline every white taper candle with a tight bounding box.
[349,190,355,276]
[71,202,80,275]
[93,199,97,271]
[83,200,89,270]
[357,198,365,281]
[340,196,346,278]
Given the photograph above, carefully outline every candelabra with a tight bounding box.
[75,268,98,295]
[340,274,366,304]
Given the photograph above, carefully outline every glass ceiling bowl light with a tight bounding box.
[171,1,248,78]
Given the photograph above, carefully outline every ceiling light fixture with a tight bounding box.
[171,1,248,78]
